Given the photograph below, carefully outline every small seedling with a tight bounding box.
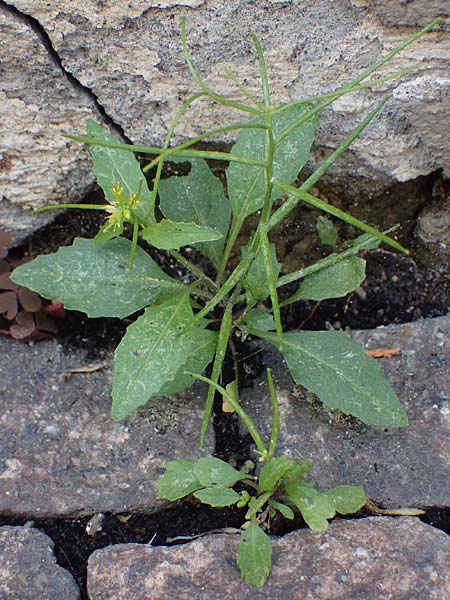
[11,18,440,586]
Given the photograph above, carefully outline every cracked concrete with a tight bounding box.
[1,1,449,243]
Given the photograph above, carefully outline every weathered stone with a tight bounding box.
[415,197,450,270]
[0,337,213,517]
[87,517,450,599]
[1,1,449,241]
[0,525,80,599]
[0,6,97,244]
[242,316,450,508]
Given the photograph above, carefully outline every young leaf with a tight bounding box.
[142,219,222,250]
[326,485,367,515]
[237,519,272,587]
[157,459,202,501]
[258,455,291,493]
[86,120,152,225]
[285,480,335,531]
[227,104,317,222]
[282,257,366,305]
[158,158,231,268]
[258,330,408,428]
[243,242,280,301]
[112,294,217,420]
[316,216,338,248]
[269,499,295,520]
[242,308,275,333]
[193,487,241,507]
[193,457,247,488]
[11,238,182,318]
[283,459,313,485]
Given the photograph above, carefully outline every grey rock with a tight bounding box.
[0,6,98,244]
[2,1,450,240]
[0,338,213,517]
[0,525,80,600]
[87,517,450,599]
[242,316,450,508]
[415,198,450,270]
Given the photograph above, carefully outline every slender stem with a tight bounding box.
[63,134,267,168]
[267,368,279,459]
[223,66,262,108]
[34,203,106,213]
[273,182,408,254]
[259,225,283,350]
[127,220,139,271]
[169,250,218,293]
[181,18,262,117]
[251,33,271,108]
[267,96,390,232]
[187,371,268,457]
[199,300,233,447]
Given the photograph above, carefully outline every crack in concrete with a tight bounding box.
[0,0,131,142]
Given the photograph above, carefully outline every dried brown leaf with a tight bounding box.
[365,347,400,359]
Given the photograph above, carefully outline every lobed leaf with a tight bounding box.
[227,104,317,222]
[157,459,202,501]
[86,120,152,224]
[258,455,291,493]
[285,480,335,531]
[158,158,231,267]
[11,238,182,319]
[193,457,248,488]
[237,520,272,587]
[259,329,408,428]
[282,257,366,305]
[193,487,241,507]
[142,219,222,250]
[112,294,217,420]
[326,485,367,515]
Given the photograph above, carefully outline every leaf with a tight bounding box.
[11,238,182,319]
[142,219,222,251]
[237,519,272,587]
[227,104,317,222]
[326,485,367,515]
[365,347,400,359]
[193,457,247,488]
[222,379,239,414]
[157,460,202,501]
[260,329,408,428]
[283,459,313,485]
[285,480,335,531]
[283,257,366,305]
[193,487,241,507]
[159,159,231,268]
[243,242,280,301]
[242,308,275,333]
[86,120,152,225]
[112,295,217,420]
[258,455,291,493]
[316,216,338,248]
[268,500,295,520]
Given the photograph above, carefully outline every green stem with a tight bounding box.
[251,33,271,108]
[34,203,106,213]
[169,250,218,293]
[63,133,266,168]
[181,18,262,117]
[259,225,283,350]
[272,182,408,254]
[267,369,279,460]
[223,66,262,108]
[187,372,268,457]
[199,301,233,447]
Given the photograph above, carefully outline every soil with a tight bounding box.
[2,191,450,598]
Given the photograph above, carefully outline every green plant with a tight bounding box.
[11,18,440,586]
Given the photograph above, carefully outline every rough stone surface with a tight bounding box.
[242,316,450,508]
[0,6,97,243]
[1,1,449,241]
[0,525,80,599]
[0,337,213,517]
[414,197,450,270]
[87,517,450,599]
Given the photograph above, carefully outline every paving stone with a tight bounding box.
[87,516,450,599]
[0,337,214,517]
[0,525,80,600]
[241,316,450,508]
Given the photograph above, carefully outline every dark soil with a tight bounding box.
[3,193,450,598]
